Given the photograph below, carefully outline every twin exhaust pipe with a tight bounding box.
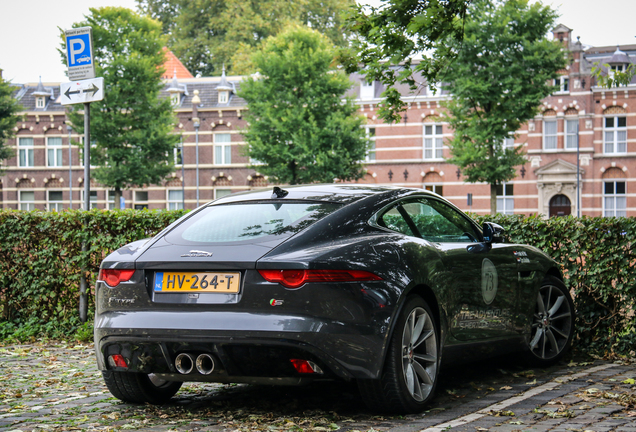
[175,353,216,375]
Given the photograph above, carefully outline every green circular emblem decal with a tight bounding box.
[481,258,498,305]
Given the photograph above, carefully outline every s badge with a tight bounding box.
[481,258,498,305]
[270,299,284,306]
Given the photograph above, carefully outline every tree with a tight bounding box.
[239,25,369,185]
[443,0,567,215]
[61,7,179,208]
[344,0,470,123]
[136,0,356,76]
[0,75,21,172]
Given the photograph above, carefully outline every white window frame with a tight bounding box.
[134,190,149,209]
[604,116,627,154]
[47,190,64,212]
[424,184,443,196]
[496,183,514,215]
[543,120,557,150]
[565,119,578,150]
[423,124,444,160]
[170,93,180,107]
[365,126,376,162]
[47,137,64,167]
[214,133,232,165]
[18,137,34,167]
[503,137,516,150]
[554,76,569,93]
[218,90,228,104]
[215,189,232,199]
[174,145,183,166]
[167,189,183,210]
[19,190,35,211]
[360,80,375,100]
[603,181,626,217]
[81,190,98,209]
[78,139,98,168]
[36,97,45,108]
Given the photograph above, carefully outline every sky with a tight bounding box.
[0,0,634,84]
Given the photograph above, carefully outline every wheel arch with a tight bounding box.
[544,266,564,282]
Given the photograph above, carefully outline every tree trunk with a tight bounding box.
[114,186,123,210]
[490,183,497,216]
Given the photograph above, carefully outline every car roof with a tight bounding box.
[210,184,425,205]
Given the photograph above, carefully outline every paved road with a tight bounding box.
[0,343,634,431]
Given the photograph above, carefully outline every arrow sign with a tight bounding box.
[60,78,104,105]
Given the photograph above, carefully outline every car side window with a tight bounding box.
[378,206,416,236]
[400,199,480,243]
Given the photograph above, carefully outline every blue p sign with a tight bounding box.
[67,33,92,67]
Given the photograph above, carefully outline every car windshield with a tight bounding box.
[165,201,341,245]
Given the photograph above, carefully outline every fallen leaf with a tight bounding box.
[622,378,635,385]
[500,386,512,390]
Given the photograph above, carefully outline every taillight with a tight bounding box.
[98,269,136,287]
[258,269,382,289]
[290,359,323,374]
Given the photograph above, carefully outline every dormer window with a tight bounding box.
[36,97,45,108]
[171,93,180,106]
[218,90,228,104]
[553,76,569,93]
[360,80,375,100]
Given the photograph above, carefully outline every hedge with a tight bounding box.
[0,209,634,357]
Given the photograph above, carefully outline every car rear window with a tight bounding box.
[165,202,341,245]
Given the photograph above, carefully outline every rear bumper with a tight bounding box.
[94,310,390,381]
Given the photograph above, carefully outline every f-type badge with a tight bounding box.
[481,258,498,305]
[181,250,214,257]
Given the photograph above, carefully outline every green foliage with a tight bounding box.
[0,75,21,170]
[137,0,356,76]
[0,209,186,341]
[239,25,370,185]
[444,0,567,215]
[474,214,636,358]
[60,7,180,206]
[344,0,469,123]
[592,62,636,88]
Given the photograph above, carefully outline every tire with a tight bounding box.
[526,276,575,366]
[102,371,182,404]
[358,296,439,414]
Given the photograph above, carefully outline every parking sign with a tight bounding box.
[65,27,96,81]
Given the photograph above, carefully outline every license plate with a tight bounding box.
[154,272,240,293]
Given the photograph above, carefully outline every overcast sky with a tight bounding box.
[0,0,634,84]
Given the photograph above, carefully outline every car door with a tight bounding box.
[394,197,519,341]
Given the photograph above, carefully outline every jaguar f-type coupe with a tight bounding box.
[95,185,574,413]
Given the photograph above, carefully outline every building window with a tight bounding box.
[565,119,578,150]
[18,137,34,167]
[167,189,183,210]
[543,120,557,150]
[424,185,443,196]
[171,93,180,107]
[19,191,35,211]
[496,183,514,215]
[36,97,45,108]
[604,116,627,154]
[365,127,376,162]
[79,139,97,167]
[423,124,443,160]
[553,76,569,93]
[218,90,228,104]
[503,137,516,149]
[215,189,232,199]
[47,137,63,167]
[214,133,232,165]
[604,181,626,217]
[134,191,149,209]
[174,146,183,166]
[360,80,375,100]
[81,190,98,209]
[48,191,64,212]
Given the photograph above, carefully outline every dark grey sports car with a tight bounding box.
[95,185,574,413]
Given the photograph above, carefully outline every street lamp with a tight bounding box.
[191,89,201,207]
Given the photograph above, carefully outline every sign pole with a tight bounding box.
[79,102,91,323]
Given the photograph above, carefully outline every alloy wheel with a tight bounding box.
[529,284,573,360]
[401,306,438,402]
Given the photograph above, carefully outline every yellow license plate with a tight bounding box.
[154,271,240,293]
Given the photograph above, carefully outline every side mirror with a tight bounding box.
[482,222,505,244]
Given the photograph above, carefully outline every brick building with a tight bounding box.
[2,26,635,216]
